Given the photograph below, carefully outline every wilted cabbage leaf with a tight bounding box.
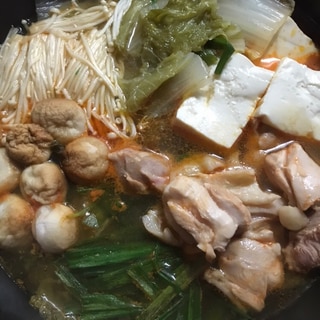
[115,0,241,112]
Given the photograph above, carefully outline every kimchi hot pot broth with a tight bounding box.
[1,0,320,319]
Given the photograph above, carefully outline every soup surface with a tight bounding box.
[1,1,320,319]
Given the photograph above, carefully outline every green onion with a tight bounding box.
[77,265,133,291]
[127,260,159,299]
[64,241,156,268]
[157,281,202,320]
[137,258,208,320]
[80,294,141,320]
[197,49,218,67]
[57,240,209,319]
[186,281,202,320]
[205,35,235,75]
[80,293,142,320]
[81,293,141,311]
[55,264,87,296]
[80,310,139,320]
[157,295,184,320]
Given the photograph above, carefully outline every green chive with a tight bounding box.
[137,258,208,320]
[207,35,235,75]
[64,242,155,268]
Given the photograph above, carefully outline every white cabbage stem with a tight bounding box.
[217,0,295,59]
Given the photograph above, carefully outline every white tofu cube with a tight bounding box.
[264,17,318,61]
[174,53,273,148]
[255,57,320,140]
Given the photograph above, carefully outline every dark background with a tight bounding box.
[0,0,37,42]
[0,0,320,319]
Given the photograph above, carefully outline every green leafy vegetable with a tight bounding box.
[115,0,242,112]
[120,51,190,112]
[131,52,209,117]
[116,0,225,63]
[55,238,212,319]
[197,49,219,67]
[127,260,159,299]
[136,259,207,320]
[55,264,88,296]
[64,241,156,268]
[80,294,142,319]
[202,35,235,74]
[186,281,202,320]
[136,0,226,62]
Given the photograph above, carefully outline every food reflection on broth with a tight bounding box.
[0,0,320,319]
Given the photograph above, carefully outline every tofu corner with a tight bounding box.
[254,57,320,141]
[173,53,273,149]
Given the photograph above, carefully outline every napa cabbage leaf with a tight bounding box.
[115,0,242,112]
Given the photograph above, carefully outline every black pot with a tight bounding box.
[0,0,37,42]
[0,1,319,319]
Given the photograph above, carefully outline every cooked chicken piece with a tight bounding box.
[0,194,35,249]
[283,207,320,273]
[5,124,54,166]
[31,98,87,145]
[108,148,171,194]
[201,167,283,215]
[142,205,183,246]
[204,217,284,311]
[0,148,21,195]
[162,175,251,261]
[264,142,320,211]
[170,153,225,178]
[20,162,67,205]
[62,136,109,185]
[205,183,251,230]
[243,216,286,245]
[241,216,276,243]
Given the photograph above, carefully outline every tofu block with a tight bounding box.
[255,57,320,140]
[174,53,273,148]
[264,17,318,61]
